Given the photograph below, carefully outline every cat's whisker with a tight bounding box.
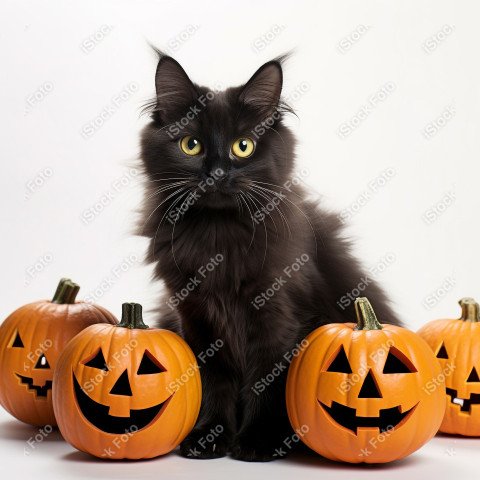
[234,193,243,216]
[152,187,191,262]
[150,168,194,176]
[250,180,306,200]
[144,181,190,201]
[159,188,193,226]
[147,177,193,183]
[251,184,321,255]
[246,188,279,237]
[141,185,190,236]
[147,180,189,189]
[170,190,197,273]
[250,183,297,221]
[268,125,287,152]
[151,114,191,135]
[256,187,293,239]
[267,200,292,239]
[244,191,268,270]
[248,186,292,239]
[239,192,256,252]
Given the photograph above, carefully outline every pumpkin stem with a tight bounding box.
[354,297,383,330]
[118,303,149,329]
[459,297,480,322]
[51,278,80,304]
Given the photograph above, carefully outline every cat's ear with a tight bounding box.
[239,60,283,118]
[154,55,198,117]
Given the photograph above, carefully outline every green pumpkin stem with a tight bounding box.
[118,303,149,329]
[354,297,383,330]
[459,297,480,322]
[51,278,80,304]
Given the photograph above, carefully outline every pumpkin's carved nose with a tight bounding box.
[34,353,50,369]
[359,370,382,398]
[110,369,133,396]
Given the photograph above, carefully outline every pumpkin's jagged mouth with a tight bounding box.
[16,374,52,398]
[446,387,480,413]
[73,373,173,434]
[319,400,417,435]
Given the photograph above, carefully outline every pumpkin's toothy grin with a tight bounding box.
[319,400,417,434]
[446,387,480,413]
[16,374,52,398]
[73,373,173,434]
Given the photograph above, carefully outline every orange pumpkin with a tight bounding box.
[53,302,201,459]
[0,278,117,426]
[418,297,480,436]
[286,297,445,463]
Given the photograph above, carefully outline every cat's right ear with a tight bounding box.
[239,59,283,119]
[154,55,198,118]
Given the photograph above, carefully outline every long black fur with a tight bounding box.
[139,53,400,462]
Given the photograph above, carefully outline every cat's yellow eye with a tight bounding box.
[231,138,255,158]
[180,136,203,156]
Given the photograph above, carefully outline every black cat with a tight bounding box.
[139,52,400,461]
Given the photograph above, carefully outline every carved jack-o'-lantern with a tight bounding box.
[0,278,117,426]
[53,303,201,459]
[418,297,480,436]
[286,297,445,463]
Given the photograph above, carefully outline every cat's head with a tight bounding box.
[140,53,295,218]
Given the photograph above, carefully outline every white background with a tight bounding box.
[0,0,479,478]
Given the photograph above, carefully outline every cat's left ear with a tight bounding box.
[239,60,283,118]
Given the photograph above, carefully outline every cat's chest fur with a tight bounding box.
[155,212,265,302]
[154,213,269,358]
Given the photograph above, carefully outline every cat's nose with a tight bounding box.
[210,168,227,182]
[205,168,227,182]
[202,168,228,191]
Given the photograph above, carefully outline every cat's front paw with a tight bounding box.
[231,431,283,462]
[180,426,231,459]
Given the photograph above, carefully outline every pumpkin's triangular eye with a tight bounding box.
[326,346,352,373]
[11,331,24,348]
[83,348,109,371]
[467,367,480,382]
[137,351,165,375]
[436,343,449,359]
[383,347,417,373]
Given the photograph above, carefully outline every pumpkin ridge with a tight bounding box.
[176,333,200,447]
[160,333,189,453]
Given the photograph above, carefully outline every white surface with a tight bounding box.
[0,407,478,480]
[1,0,480,478]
